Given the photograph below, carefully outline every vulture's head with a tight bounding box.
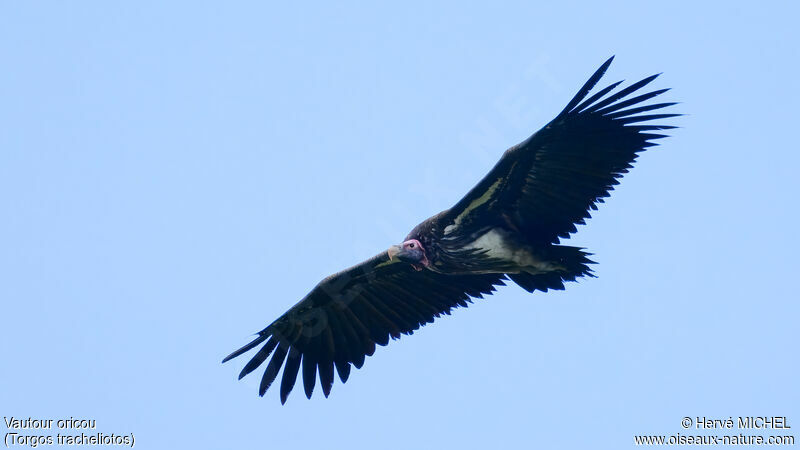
[387,239,430,270]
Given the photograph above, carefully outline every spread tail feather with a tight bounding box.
[508,246,595,293]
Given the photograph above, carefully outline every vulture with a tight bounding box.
[223,56,679,403]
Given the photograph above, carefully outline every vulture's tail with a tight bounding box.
[507,245,595,293]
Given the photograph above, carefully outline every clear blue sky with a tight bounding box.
[2,2,797,449]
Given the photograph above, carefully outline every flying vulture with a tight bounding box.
[223,56,678,403]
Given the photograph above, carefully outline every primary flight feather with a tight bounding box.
[223,56,679,403]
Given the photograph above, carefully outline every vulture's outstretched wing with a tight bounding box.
[441,56,679,245]
[222,251,505,403]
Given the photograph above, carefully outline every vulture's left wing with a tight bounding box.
[441,56,679,245]
[223,251,505,403]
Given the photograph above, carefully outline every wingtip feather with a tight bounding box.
[222,333,269,364]
[557,56,616,118]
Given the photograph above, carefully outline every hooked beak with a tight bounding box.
[387,244,402,261]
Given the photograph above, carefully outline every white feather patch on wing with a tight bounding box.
[445,177,504,235]
[464,228,561,273]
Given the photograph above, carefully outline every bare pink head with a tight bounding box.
[387,239,430,269]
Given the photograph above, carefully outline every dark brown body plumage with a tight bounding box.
[223,56,679,403]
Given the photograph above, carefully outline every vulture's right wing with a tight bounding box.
[441,56,679,246]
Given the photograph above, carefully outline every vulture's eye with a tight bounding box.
[409,243,415,248]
